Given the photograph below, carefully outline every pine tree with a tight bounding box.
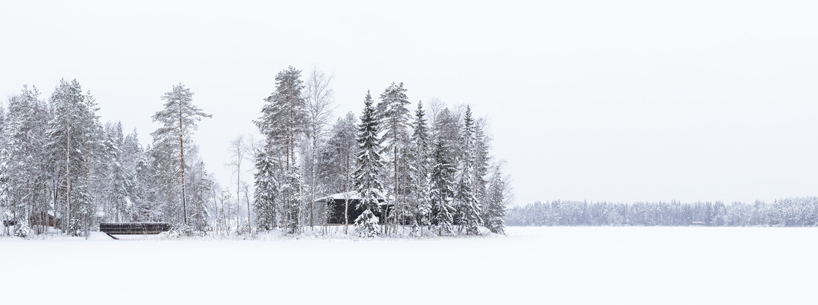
[256,66,308,170]
[377,82,410,232]
[353,91,384,237]
[455,106,481,234]
[45,79,101,236]
[150,83,211,226]
[1,85,48,236]
[253,66,308,233]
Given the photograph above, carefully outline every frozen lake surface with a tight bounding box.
[1,226,815,304]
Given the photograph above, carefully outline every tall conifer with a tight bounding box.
[353,91,384,236]
[151,83,211,226]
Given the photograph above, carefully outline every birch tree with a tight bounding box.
[227,135,250,232]
[320,112,358,233]
[303,68,335,228]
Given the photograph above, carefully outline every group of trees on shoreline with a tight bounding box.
[252,66,509,236]
[0,80,215,237]
[0,66,511,238]
[506,198,818,227]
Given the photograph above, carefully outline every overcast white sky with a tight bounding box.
[2,0,817,206]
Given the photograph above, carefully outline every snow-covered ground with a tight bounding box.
[1,226,815,304]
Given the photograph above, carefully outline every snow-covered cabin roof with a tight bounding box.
[315,191,390,205]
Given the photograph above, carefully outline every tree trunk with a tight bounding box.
[310,135,316,229]
[245,186,251,234]
[180,101,187,225]
[237,160,241,232]
[84,143,90,237]
[344,153,350,234]
[393,144,398,236]
[65,123,70,234]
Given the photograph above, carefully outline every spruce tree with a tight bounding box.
[253,149,278,230]
[485,166,507,234]
[122,129,147,221]
[353,91,384,237]
[455,106,481,234]
[411,101,432,233]
[473,118,491,223]
[280,163,304,234]
[103,122,128,222]
[430,137,456,235]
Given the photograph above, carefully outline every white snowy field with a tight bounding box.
[1,226,816,304]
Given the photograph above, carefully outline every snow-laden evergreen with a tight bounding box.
[253,150,278,230]
[455,106,481,235]
[473,118,492,224]
[253,66,309,234]
[150,84,211,226]
[352,91,384,236]
[377,82,411,231]
[354,208,379,237]
[1,85,49,236]
[485,166,507,234]
[256,66,308,169]
[280,164,304,234]
[411,102,432,233]
[430,137,456,235]
[45,79,103,236]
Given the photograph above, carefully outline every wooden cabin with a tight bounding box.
[314,192,392,225]
[29,212,60,227]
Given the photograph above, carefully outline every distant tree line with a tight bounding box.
[505,198,818,227]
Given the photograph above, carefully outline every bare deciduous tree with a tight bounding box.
[227,135,252,232]
[304,67,335,228]
[427,97,445,127]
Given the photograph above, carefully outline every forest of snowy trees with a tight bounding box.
[0,66,510,238]
[251,66,509,237]
[0,80,215,237]
[506,198,818,227]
